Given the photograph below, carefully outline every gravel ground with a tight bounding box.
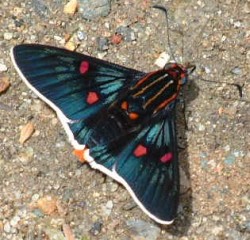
[0,0,249,239]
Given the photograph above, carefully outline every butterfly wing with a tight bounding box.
[89,111,179,224]
[12,44,179,224]
[11,44,145,147]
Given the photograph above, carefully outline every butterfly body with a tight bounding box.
[11,44,190,224]
[85,66,187,146]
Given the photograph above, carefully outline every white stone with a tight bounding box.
[0,63,7,72]
[154,52,171,68]
[4,32,13,40]
[10,216,20,227]
[4,221,11,233]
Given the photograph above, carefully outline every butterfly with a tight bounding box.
[11,44,194,224]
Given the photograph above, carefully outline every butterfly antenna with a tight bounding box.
[152,5,177,63]
[197,77,243,98]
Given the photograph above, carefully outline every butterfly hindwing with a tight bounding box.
[89,111,179,224]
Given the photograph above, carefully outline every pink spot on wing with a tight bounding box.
[160,152,173,163]
[79,61,89,74]
[86,91,99,105]
[133,144,148,157]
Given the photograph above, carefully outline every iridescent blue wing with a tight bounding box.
[11,44,145,146]
[90,111,179,224]
[12,44,144,119]
[12,44,179,224]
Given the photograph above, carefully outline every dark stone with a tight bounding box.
[78,0,111,20]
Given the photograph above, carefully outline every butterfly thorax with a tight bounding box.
[114,64,188,123]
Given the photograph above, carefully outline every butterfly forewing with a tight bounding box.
[12,44,144,120]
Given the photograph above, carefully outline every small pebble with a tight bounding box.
[3,222,11,233]
[77,31,87,41]
[126,220,161,240]
[97,37,109,51]
[221,35,227,42]
[109,182,119,192]
[18,147,34,165]
[32,209,44,218]
[44,227,66,239]
[79,0,111,20]
[102,200,113,216]
[204,66,211,74]
[0,221,3,232]
[154,52,171,68]
[64,0,78,15]
[198,123,205,131]
[31,0,49,17]
[32,193,40,201]
[233,21,241,28]
[224,145,231,151]
[122,201,137,211]
[231,67,242,75]
[211,225,224,235]
[0,63,7,72]
[4,32,13,40]
[116,26,136,42]
[10,216,20,227]
[97,52,107,59]
[111,34,123,45]
[55,141,65,148]
[90,221,102,236]
[0,75,10,93]
[200,159,208,169]
[14,18,24,28]
[243,2,250,13]
[224,154,236,165]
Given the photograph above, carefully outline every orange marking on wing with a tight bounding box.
[73,149,87,163]
[121,101,128,110]
[129,112,139,120]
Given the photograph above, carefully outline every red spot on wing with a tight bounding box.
[80,61,89,74]
[134,144,147,157]
[87,91,99,105]
[160,152,173,163]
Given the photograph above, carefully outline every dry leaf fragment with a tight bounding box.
[56,200,67,216]
[19,122,35,144]
[65,39,77,51]
[37,196,58,215]
[218,107,224,115]
[64,0,78,15]
[64,33,71,42]
[63,224,75,240]
[0,75,10,93]
[0,221,3,232]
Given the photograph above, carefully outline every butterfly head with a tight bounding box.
[164,62,196,86]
